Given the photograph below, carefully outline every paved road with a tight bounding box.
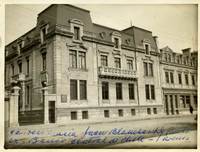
[5,114,197,149]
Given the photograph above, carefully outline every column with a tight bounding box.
[42,87,49,124]
[9,86,20,127]
[21,81,25,112]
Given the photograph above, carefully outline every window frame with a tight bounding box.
[114,57,121,69]
[128,83,135,100]
[127,59,133,70]
[101,55,108,67]
[70,79,78,100]
[79,80,87,100]
[73,26,80,41]
[178,73,182,84]
[102,81,109,100]
[78,51,86,69]
[185,74,189,85]
[116,83,123,100]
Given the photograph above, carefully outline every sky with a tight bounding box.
[5,4,198,53]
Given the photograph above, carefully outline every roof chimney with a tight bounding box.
[153,36,159,53]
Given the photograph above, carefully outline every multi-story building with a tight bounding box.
[5,4,197,125]
[159,46,198,115]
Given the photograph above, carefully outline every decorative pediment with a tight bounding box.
[111,31,121,37]
[69,18,84,26]
[142,39,151,43]
[66,43,88,51]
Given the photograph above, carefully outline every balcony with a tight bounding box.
[11,73,26,83]
[98,66,137,80]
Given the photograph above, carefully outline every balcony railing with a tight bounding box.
[11,73,26,82]
[98,66,137,79]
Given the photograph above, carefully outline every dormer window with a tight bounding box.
[74,26,80,40]
[114,37,120,49]
[111,32,121,50]
[70,19,84,42]
[144,44,150,55]
[17,40,24,54]
[40,24,49,44]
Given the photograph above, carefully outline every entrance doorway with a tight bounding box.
[165,95,169,115]
[49,101,55,123]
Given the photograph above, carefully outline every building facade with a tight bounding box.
[159,46,198,115]
[5,4,198,125]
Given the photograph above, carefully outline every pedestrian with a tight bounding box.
[189,105,193,114]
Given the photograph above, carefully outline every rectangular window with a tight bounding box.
[114,37,119,48]
[151,85,155,100]
[41,28,46,43]
[128,83,135,100]
[192,75,195,85]
[70,80,77,100]
[71,111,77,120]
[178,73,182,84]
[165,72,169,83]
[11,64,14,76]
[79,52,86,69]
[26,58,29,75]
[26,86,30,105]
[18,62,22,73]
[127,59,133,70]
[131,109,136,116]
[104,110,109,118]
[114,57,121,68]
[74,26,80,40]
[144,62,148,76]
[116,83,123,100]
[149,63,153,76]
[175,95,178,108]
[118,109,123,117]
[42,53,46,71]
[80,80,87,100]
[82,111,88,119]
[69,50,77,68]
[185,74,189,85]
[145,85,150,100]
[170,72,174,84]
[102,82,109,100]
[145,44,150,54]
[147,108,151,114]
[101,55,108,67]
[153,108,157,114]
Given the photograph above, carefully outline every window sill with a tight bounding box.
[146,99,156,102]
[68,67,88,72]
[145,54,151,57]
[113,48,121,52]
[70,100,88,102]
[72,39,83,44]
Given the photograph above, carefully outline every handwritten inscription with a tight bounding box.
[7,126,192,147]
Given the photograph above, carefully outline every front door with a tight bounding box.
[49,101,55,123]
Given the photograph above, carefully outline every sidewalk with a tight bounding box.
[12,113,197,130]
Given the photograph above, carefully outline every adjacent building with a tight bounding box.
[5,4,198,125]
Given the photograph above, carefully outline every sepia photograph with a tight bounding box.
[4,3,198,149]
